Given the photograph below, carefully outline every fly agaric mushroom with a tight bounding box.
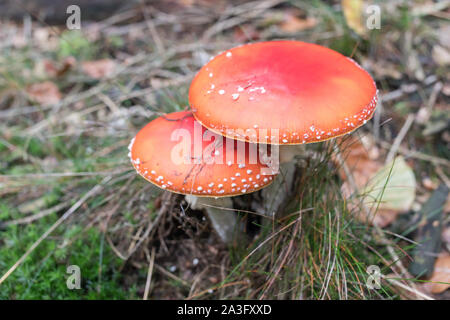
[189,40,378,164]
[129,111,276,196]
[129,111,276,242]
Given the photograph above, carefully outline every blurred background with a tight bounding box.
[0,0,449,299]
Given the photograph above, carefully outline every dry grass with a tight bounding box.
[0,0,448,299]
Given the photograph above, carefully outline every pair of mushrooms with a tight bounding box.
[129,41,377,239]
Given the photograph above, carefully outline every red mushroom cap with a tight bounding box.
[129,111,276,197]
[189,40,377,144]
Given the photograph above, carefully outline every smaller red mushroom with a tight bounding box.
[129,111,277,243]
[129,111,276,197]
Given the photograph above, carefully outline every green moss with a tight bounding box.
[0,220,135,299]
[57,30,96,60]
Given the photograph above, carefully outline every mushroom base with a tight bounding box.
[185,195,245,244]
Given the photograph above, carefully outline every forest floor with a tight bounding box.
[0,0,449,299]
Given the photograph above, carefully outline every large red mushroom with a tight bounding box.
[129,111,276,197]
[189,40,377,146]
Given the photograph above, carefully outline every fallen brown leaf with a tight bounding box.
[337,137,387,225]
[432,45,450,66]
[336,136,416,227]
[341,181,399,227]
[445,195,450,212]
[422,177,439,191]
[280,14,317,33]
[336,136,380,187]
[44,56,76,77]
[428,254,450,294]
[26,81,62,105]
[81,59,116,79]
[342,0,367,37]
[233,24,260,43]
[442,227,450,246]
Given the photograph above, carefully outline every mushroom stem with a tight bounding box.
[185,195,245,244]
[279,144,306,164]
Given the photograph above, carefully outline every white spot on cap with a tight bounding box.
[219,90,225,95]
[226,52,232,57]
[128,137,135,151]
[232,93,239,100]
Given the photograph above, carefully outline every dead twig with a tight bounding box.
[143,247,156,300]
[125,192,174,259]
[385,114,415,164]
[1,201,71,227]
